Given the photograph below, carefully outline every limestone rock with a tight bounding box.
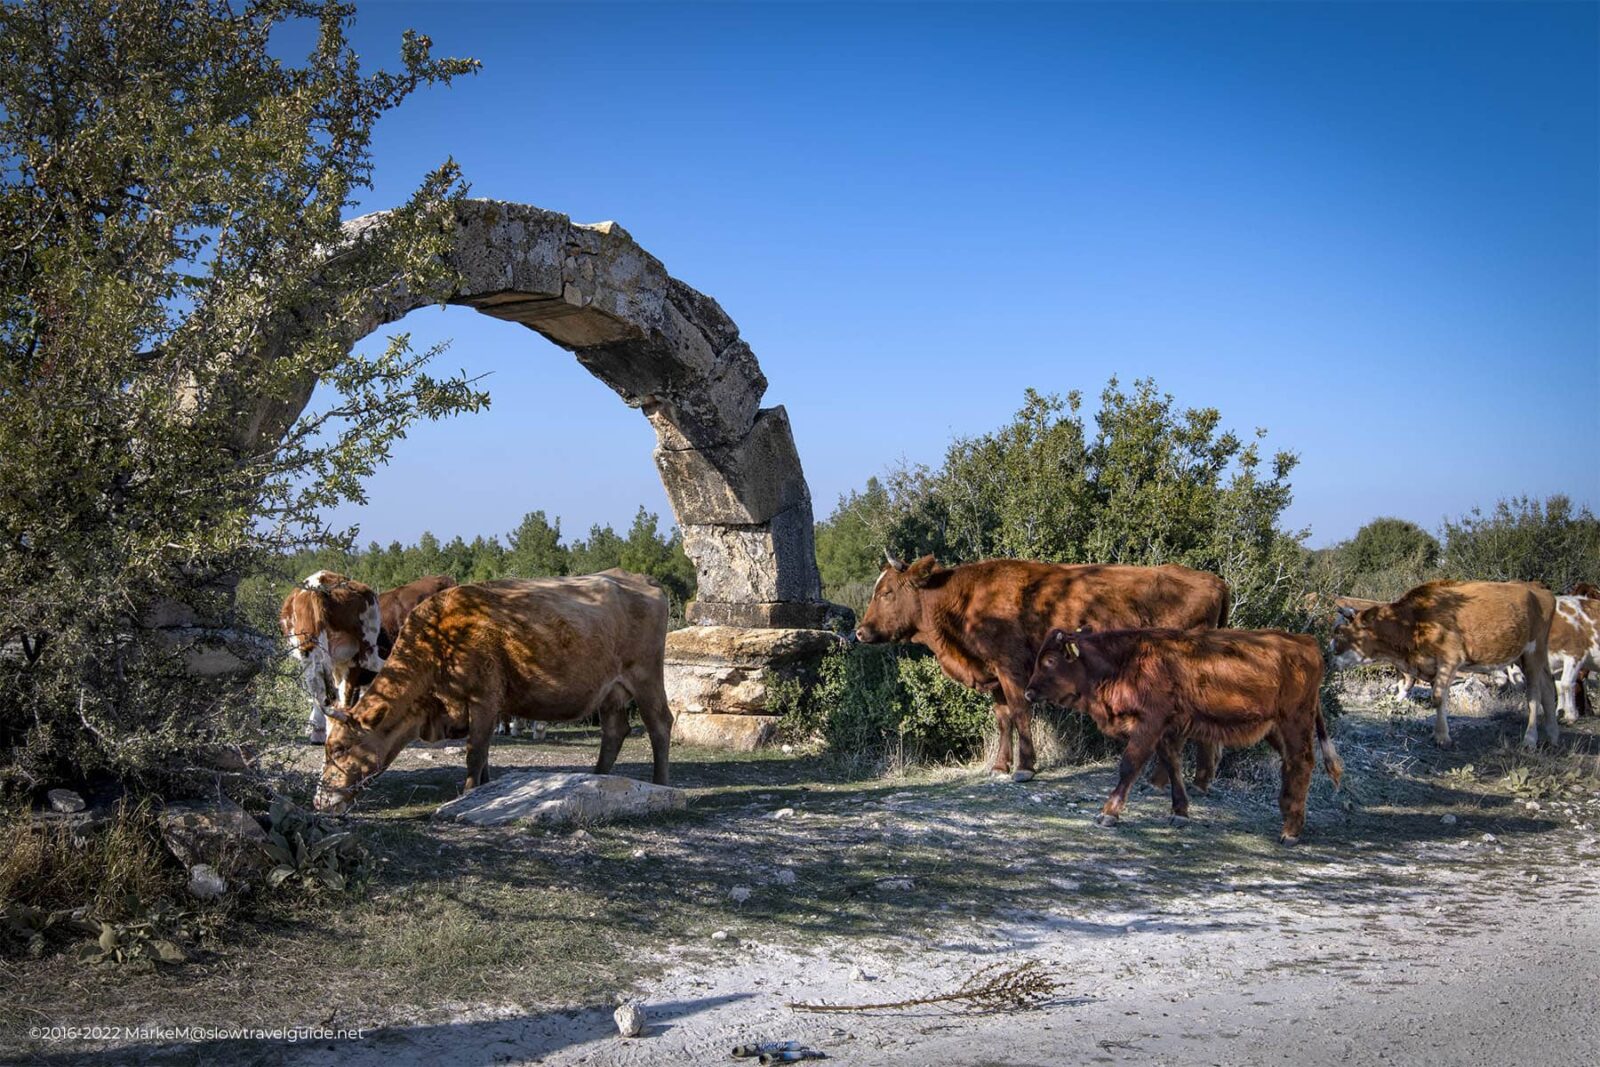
[664,625,842,670]
[47,789,85,814]
[186,864,228,900]
[158,797,271,876]
[654,407,810,525]
[672,712,780,751]
[665,661,768,715]
[432,771,687,828]
[685,599,853,630]
[681,503,821,604]
[613,1001,646,1038]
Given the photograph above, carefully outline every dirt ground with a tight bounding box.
[5,680,1600,1066]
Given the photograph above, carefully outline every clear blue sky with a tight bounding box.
[316,1,1598,550]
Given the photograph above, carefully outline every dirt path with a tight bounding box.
[10,693,1600,1066]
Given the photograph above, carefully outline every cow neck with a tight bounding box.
[916,571,993,688]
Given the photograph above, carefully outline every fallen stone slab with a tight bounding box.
[159,796,272,877]
[432,771,688,828]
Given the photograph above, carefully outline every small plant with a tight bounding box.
[259,797,373,894]
[1500,765,1598,801]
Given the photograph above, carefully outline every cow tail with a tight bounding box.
[1315,703,1343,792]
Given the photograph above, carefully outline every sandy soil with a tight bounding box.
[11,686,1600,1066]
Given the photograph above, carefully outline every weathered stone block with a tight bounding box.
[665,661,768,715]
[685,599,852,630]
[672,712,781,751]
[432,771,687,828]
[664,625,843,670]
[654,407,810,525]
[681,503,822,604]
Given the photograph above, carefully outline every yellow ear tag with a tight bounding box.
[1065,640,1078,657]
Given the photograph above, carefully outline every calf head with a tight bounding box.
[1327,605,1380,669]
[1025,628,1090,705]
[855,552,941,644]
[314,704,393,814]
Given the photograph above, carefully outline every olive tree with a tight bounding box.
[0,0,483,793]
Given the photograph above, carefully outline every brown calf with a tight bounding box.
[376,574,456,658]
[856,555,1229,783]
[1025,628,1340,845]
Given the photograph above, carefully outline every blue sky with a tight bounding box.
[315,1,1598,550]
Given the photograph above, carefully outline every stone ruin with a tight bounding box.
[216,199,847,747]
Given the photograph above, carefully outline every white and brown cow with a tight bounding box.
[1330,579,1559,749]
[1551,592,1600,724]
[279,570,383,744]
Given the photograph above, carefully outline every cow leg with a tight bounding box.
[1276,724,1315,846]
[1156,732,1190,822]
[1523,653,1560,748]
[463,703,496,792]
[990,694,1014,777]
[1192,739,1220,794]
[1098,723,1162,827]
[1430,665,1456,748]
[636,680,673,786]
[594,690,630,777]
[1555,655,1581,726]
[1003,679,1038,782]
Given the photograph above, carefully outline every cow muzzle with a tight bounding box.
[313,786,354,815]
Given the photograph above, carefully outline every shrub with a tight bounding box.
[1441,495,1599,591]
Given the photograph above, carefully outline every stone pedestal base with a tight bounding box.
[664,624,842,750]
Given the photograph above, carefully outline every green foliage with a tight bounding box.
[505,510,568,578]
[774,645,993,764]
[816,378,1312,631]
[259,796,372,895]
[0,0,481,794]
[1344,517,1440,576]
[1440,495,1599,592]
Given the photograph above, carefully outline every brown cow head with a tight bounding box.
[314,701,403,814]
[1327,604,1381,669]
[855,552,941,644]
[1569,581,1600,600]
[1025,628,1089,705]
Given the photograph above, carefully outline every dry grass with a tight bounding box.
[0,801,178,922]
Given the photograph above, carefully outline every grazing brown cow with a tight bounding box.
[1025,628,1341,844]
[279,571,382,744]
[855,555,1229,782]
[376,574,456,657]
[1329,580,1559,749]
[314,571,670,814]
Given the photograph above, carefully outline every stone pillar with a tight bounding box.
[664,625,843,751]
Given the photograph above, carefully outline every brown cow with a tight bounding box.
[1025,627,1340,844]
[1329,580,1559,749]
[376,574,456,657]
[314,571,670,814]
[1565,582,1599,719]
[1330,596,1423,701]
[855,555,1229,782]
[279,571,383,744]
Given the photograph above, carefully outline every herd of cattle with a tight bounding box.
[280,559,1600,844]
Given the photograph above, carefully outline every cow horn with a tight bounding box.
[1335,605,1356,623]
[883,548,906,571]
[325,706,352,723]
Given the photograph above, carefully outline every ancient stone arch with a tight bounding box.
[236,199,844,745]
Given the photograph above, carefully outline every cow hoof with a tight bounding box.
[1168,814,1190,828]
[1521,734,1539,752]
[1012,770,1036,783]
[1561,715,1578,727]
[1278,834,1301,848]
[1434,736,1454,750]
[1093,813,1120,829]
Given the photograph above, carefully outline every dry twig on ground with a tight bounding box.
[788,959,1060,1015]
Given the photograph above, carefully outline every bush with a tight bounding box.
[774,644,992,765]
[1441,495,1599,591]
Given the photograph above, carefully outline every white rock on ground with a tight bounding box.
[432,771,687,828]
[186,864,227,900]
[47,789,85,813]
[613,1002,646,1038]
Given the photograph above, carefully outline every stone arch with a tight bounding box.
[231,199,845,746]
[254,199,832,629]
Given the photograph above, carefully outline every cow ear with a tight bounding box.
[1335,605,1356,623]
[905,555,940,587]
